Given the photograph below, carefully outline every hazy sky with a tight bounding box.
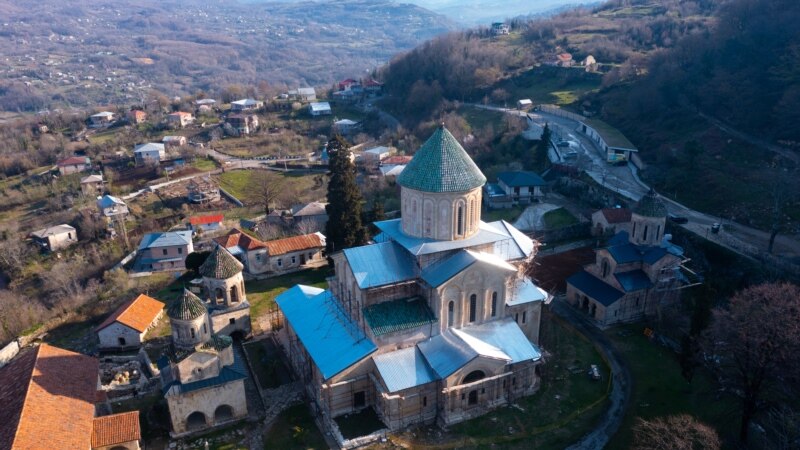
[401,0,593,25]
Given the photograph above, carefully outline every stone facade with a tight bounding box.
[165,378,247,435]
[401,186,482,241]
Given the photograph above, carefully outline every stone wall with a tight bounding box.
[166,379,247,436]
[98,322,144,350]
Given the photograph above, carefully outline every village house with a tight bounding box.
[309,102,332,116]
[582,55,598,72]
[134,142,166,165]
[554,52,574,67]
[195,98,217,108]
[96,294,165,350]
[214,228,268,274]
[275,126,548,439]
[363,78,384,96]
[567,190,687,327]
[189,214,224,233]
[591,207,632,236]
[90,111,115,127]
[334,118,359,135]
[338,78,360,91]
[30,224,78,251]
[163,135,188,148]
[187,176,221,203]
[491,22,510,35]
[157,288,249,436]
[517,99,533,110]
[168,111,194,128]
[483,182,513,209]
[227,113,259,135]
[293,87,317,101]
[214,228,325,275]
[578,118,638,164]
[97,194,129,219]
[127,109,147,124]
[81,173,105,196]
[363,145,395,167]
[0,343,142,450]
[230,98,263,112]
[57,155,91,175]
[133,230,194,272]
[496,171,547,205]
[290,201,329,232]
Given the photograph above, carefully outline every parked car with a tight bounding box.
[668,213,689,224]
[589,364,601,380]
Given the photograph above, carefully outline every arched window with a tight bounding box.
[457,204,464,236]
[448,301,454,327]
[601,259,610,278]
[231,285,239,303]
[215,288,224,303]
[469,294,477,322]
[656,225,661,239]
[643,225,648,241]
[632,222,636,237]
[491,292,497,317]
[463,370,485,384]
[203,323,207,334]
[190,328,195,339]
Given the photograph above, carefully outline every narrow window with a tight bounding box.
[354,391,366,408]
[422,396,427,407]
[229,318,236,325]
[643,225,648,241]
[522,311,526,324]
[457,204,464,235]
[178,248,183,255]
[291,256,296,264]
[203,323,207,334]
[491,292,497,317]
[162,248,168,256]
[515,313,519,322]
[448,301,454,327]
[277,258,282,267]
[190,328,195,338]
[469,294,477,322]
[657,225,661,238]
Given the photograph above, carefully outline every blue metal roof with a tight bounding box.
[492,220,536,261]
[276,286,376,380]
[138,231,192,250]
[453,318,542,364]
[497,171,546,187]
[605,231,671,265]
[615,270,653,292]
[373,347,438,393]
[506,277,548,306]
[344,241,417,289]
[421,250,515,288]
[97,195,125,208]
[161,349,248,395]
[567,270,625,306]
[483,183,507,198]
[417,330,477,378]
[374,219,516,257]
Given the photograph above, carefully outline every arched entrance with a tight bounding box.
[214,404,234,424]
[186,411,207,431]
[463,370,485,384]
[230,285,239,303]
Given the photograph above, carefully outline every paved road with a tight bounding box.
[551,299,632,450]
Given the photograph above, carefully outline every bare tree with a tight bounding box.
[701,282,800,442]
[633,414,721,450]
[766,170,799,254]
[248,170,288,215]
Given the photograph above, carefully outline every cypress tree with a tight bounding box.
[534,122,552,171]
[325,136,369,254]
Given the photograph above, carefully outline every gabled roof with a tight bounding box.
[276,287,377,380]
[189,214,224,226]
[97,194,126,209]
[265,232,325,256]
[606,241,668,265]
[309,102,331,112]
[421,250,516,288]
[634,189,667,218]
[397,125,486,193]
[91,111,115,118]
[231,98,261,106]
[497,171,546,187]
[96,294,164,333]
[598,207,631,224]
[363,297,436,336]
[343,241,417,289]
[0,344,99,450]
[168,111,192,117]
[582,118,637,151]
[30,224,75,238]
[129,109,147,117]
[167,289,207,321]
[506,277,549,306]
[417,330,477,378]
[365,146,392,155]
[567,270,624,306]
[374,219,511,257]
[57,156,90,166]
[91,411,141,448]
[133,142,165,154]
[81,174,103,184]
[215,228,267,251]
[297,87,316,95]
[195,98,217,105]
[199,245,243,279]
[291,201,327,216]
[138,230,192,249]
[373,347,437,393]
[453,318,542,364]
[615,270,654,292]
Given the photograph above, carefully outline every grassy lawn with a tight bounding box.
[495,66,602,106]
[391,313,610,449]
[246,267,332,320]
[457,105,506,131]
[216,170,327,207]
[192,157,219,171]
[543,208,579,229]
[605,325,740,449]
[335,408,386,440]
[482,205,525,223]
[264,404,328,450]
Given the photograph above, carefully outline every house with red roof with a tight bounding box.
[188,214,224,232]
[57,155,91,175]
[215,228,325,275]
[0,343,142,450]
[96,294,165,350]
[591,207,632,236]
[167,111,194,128]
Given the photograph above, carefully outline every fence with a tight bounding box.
[537,104,585,122]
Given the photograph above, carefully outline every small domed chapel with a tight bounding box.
[276,126,551,430]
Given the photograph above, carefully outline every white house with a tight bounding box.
[90,111,115,127]
[334,118,358,135]
[30,224,78,251]
[97,194,129,218]
[96,294,165,350]
[309,102,332,116]
[134,143,166,165]
[517,99,533,110]
[230,98,263,112]
[296,87,316,101]
[363,145,395,166]
[80,174,104,196]
[497,171,547,205]
[162,135,188,148]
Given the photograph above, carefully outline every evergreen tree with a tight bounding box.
[367,196,387,236]
[533,122,551,171]
[325,136,369,254]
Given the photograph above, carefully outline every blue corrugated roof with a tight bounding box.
[454,318,542,364]
[567,270,625,306]
[373,347,438,393]
[138,231,192,250]
[605,231,671,265]
[374,219,515,257]
[506,277,548,306]
[97,195,125,208]
[615,270,653,292]
[276,286,376,380]
[421,250,515,288]
[497,171,546,187]
[344,241,417,289]
[483,183,506,197]
[493,220,536,260]
[417,331,477,378]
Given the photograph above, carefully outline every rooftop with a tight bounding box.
[189,214,224,226]
[421,250,516,288]
[310,102,331,112]
[167,289,207,321]
[97,194,126,209]
[373,347,438,393]
[215,228,267,251]
[291,201,327,216]
[57,156,90,166]
[397,125,486,193]
[138,230,192,250]
[80,174,103,183]
[567,270,624,306]
[200,245,244,279]
[598,207,632,224]
[133,142,165,153]
[343,241,417,289]
[91,411,141,448]
[96,294,164,333]
[615,270,654,292]
[497,171,546,187]
[582,118,637,151]
[505,277,549,306]
[363,297,436,337]
[30,224,76,238]
[634,189,668,218]
[264,232,325,256]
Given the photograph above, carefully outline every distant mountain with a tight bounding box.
[0,0,456,111]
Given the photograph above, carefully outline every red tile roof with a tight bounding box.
[0,344,99,450]
[557,53,573,61]
[57,156,89,167]
[189,214,224,226]
[599,208,632,224]
[96,294,165,333]
[129,110,146,118]
[169,111,193,117]
[265,233,325,256]
[382,155,413,165]
[215,228,267,250]
[91,411,141,448]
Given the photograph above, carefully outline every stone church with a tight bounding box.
[157,245,252,436]
[566,189,687,327]
[276,126,550,433]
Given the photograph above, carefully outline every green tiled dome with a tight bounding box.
[168,289,207,320]
[200,245,243,279]
[397,125,486,193]
[634,189,668,218]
